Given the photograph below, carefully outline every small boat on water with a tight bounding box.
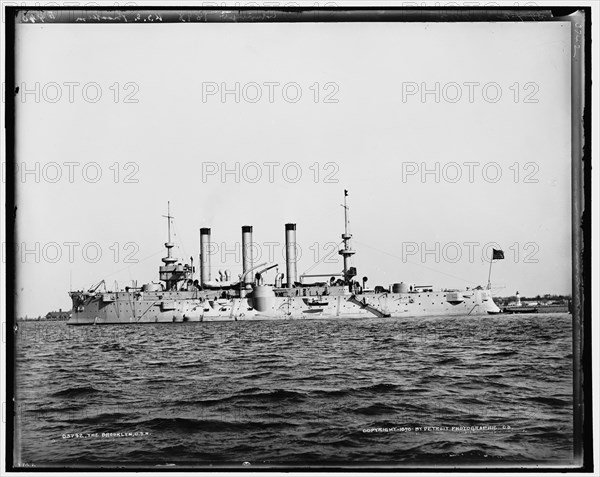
[501,306,538,314]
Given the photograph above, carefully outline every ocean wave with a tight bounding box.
[51,385,101,398]
[15,316,574,465]
[141,417,298,433]
[527,396,571,407]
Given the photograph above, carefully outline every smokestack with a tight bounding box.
[285,223,297,287]
[200,228,211,285]
[242,225,253,284]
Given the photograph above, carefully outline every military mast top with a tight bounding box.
[339,189,356,283]
[159,201,190,291]
[162,201,177,266]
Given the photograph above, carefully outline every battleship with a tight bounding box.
[67,191,501,325]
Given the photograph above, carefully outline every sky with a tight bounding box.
[11,20,572,317]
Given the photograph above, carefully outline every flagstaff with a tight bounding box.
[487,248,505,289]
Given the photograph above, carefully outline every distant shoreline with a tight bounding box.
[535,305,570,313]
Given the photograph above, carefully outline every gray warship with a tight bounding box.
[67,191,500,324]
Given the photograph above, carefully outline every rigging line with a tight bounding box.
[353,240,481,286]
[171,220,188,260]
[92,249,165,285]
[302,240,345,275]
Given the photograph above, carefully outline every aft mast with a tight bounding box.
[339,189,356,285]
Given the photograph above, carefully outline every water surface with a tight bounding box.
[14,313,573,468]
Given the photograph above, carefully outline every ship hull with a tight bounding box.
[67,288,500,325]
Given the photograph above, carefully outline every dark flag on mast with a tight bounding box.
[492,249,505,260]
[344,189,348,196]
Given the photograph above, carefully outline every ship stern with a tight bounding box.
[480,288,502,314]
